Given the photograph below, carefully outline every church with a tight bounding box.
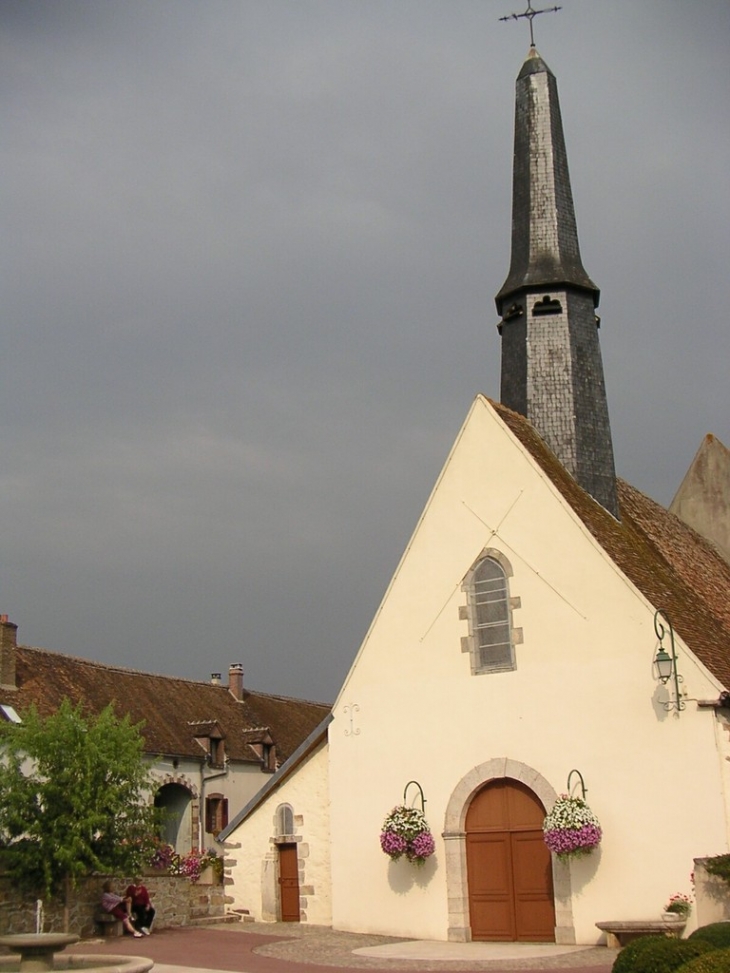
[219,40,730,946]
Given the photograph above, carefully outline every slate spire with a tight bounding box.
[496,48,619,519]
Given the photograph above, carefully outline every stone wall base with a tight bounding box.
[0,872,230,938]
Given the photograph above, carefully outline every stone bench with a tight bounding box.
[95,912,124,937]
[596,918,686,948]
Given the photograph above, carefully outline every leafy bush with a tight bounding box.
[612,936,665,973]
[611,936,713,973]
[689,923,730,949]
[676,948,730,973]
[0,700,157,900]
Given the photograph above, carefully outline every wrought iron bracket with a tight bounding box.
[567,768,587,800]
[403,780,426,813]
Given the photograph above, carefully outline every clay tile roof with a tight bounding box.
[240,728,273,743]
[491,399,730,689]
[4,647,331,764]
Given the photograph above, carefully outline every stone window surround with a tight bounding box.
[442,758,575,944]
[460,547,523,675]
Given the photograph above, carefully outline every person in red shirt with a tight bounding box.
[125,878,156,935]
[101,880,142,937]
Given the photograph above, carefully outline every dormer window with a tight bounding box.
[189,721,227,767]
[261,742,276,773]
[209,736,225,767]
[241,727,277,773]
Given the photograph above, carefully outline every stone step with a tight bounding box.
[228,908,255,923]
[189,913,242,927]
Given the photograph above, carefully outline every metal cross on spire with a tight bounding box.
[499,2,562,48]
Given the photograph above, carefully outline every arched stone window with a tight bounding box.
[275,803,294,837]
[461,551,521,674]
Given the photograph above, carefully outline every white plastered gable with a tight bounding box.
[327,395,727,943]
[334,393,629,702]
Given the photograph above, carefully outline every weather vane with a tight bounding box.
[499,2,562,48]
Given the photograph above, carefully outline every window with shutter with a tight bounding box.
[205,793,229,835]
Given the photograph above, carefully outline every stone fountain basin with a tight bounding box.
[0,935,151,973]
[0,961,152,973]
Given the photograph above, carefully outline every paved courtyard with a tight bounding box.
[66,921,618,973]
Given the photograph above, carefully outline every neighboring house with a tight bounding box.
[0,619,330,855]
[219,47,730,945]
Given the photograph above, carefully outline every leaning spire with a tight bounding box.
[495,47,619,519]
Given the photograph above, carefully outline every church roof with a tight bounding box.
[0,645,331,764]
[493,399,730,688]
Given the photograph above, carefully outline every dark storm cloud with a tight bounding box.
[1,0,728,700]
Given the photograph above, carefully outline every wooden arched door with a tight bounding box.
[466,779,555,942]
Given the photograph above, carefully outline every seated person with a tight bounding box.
[101,880,142,937]
[125,878,156,935]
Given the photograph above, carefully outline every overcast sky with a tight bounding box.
[1,0,728,703]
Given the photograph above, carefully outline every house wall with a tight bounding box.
[150,756,270,852]
[224,742,331,925]
[328,397,728,945]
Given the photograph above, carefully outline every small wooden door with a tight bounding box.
[466,779,555,942]
[278,844,300,922]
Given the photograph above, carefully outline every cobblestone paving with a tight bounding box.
[227,922,618,971]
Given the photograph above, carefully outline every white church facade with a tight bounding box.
[219,45,730,946]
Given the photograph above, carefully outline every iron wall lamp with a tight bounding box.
[654,609,685,712]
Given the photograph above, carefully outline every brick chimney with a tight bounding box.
[228,663,244,701]
[0,615,18,691]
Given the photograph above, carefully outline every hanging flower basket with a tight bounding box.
[543,794,602,861]
[380,805,435,865]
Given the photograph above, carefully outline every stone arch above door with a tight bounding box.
[442,758,575,944]
[155,772,199,797]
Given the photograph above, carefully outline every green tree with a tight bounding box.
[0,700,158,925]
